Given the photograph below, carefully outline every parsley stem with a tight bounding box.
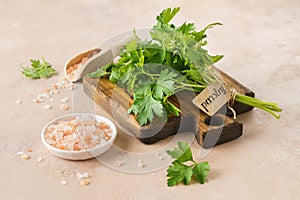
[234,94,281,119]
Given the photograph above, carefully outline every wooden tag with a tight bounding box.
[192,82,231,116]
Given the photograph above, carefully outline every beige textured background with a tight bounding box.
[0,0,299,199]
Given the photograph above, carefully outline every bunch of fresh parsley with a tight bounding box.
[89,7,282,125]
[89,7,222,125]
[21,57,56,79]
[166,141,210,186]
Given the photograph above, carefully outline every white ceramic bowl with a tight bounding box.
[41,113,117,160]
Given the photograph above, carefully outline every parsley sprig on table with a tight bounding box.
[166,141,210,186]
[21,57,56,79]
[89,7,282,125]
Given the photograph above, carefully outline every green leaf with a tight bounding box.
[30,59,42,69]
[21,67,40,79]
[38,67,55,78]
[156,7,180,25]
[153,69,176,99]
[162,100,181,116]
[192,162,210,184]
[21,57,56,79]
[88,62,114,78]
[166,141,193,162]
[167,161,193,186]
[177,22,195,34]
[128,95,165,125]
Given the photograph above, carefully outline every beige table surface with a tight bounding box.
[1,0,299,199]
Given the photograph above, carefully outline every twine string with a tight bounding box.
[228,88,237,119]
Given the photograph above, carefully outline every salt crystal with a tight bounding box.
[61,81,66,85]
[137,160,145,168]
[21,154,30,160]
[49,90,54,94]
[17,151,24,155]
[37,157,43,162]
[33,98,43,103]
[114,160,124,167]
[61,98,67,103]
[77,172,89,179]
[60,104,69,111]
[80,180,90,186]
[50,98,54,101]
[42,93,47,97]
[53,90,59,94]
[67,85,73,91]
[61,180,67,185]
[43,104,51,110]
[100,139,106,145]
[159,156,164,160]
[15,100,21,104]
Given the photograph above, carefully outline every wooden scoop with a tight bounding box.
[64,33,137,82]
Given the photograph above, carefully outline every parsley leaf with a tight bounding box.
[21,57,56,79]
[193,162,210,184]
[156,7,180,25]
[153,69,176,99]
[128,95,165,126]
[166,141,193,162]
[166,141,210,187]
[167,161,193,186]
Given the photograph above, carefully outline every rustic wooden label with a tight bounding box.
[192,82,231,116]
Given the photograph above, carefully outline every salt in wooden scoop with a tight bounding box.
[64,32,137,82]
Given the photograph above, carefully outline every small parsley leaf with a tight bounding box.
[166,141,210,187]
[156,7,180,25]
[21,57,56,79]
[166,141,193,163]
[167,161,193,186]
[128,95,165,126]
[193,162,210,184]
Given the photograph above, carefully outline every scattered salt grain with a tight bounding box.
[17,151,24,155]
[159,156,164,161]
[61,180,67,185]
[60,97,69,103]
[43,104,51,110]
[33,98,43,103]
[15,100,22,104]
[114,160,124,167]
[80,180,90,186]
[53,85,59,90]
[21,154,30,160]
[77,172,89,179]
[37,157,43,162]
[67,85,73,91]
[137,160,145,168]
[50,98,54,101]
[44,88,50,93]
[49,90,54,95]
[60,104,69,111]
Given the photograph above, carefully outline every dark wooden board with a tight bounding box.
[83,67,254,148]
